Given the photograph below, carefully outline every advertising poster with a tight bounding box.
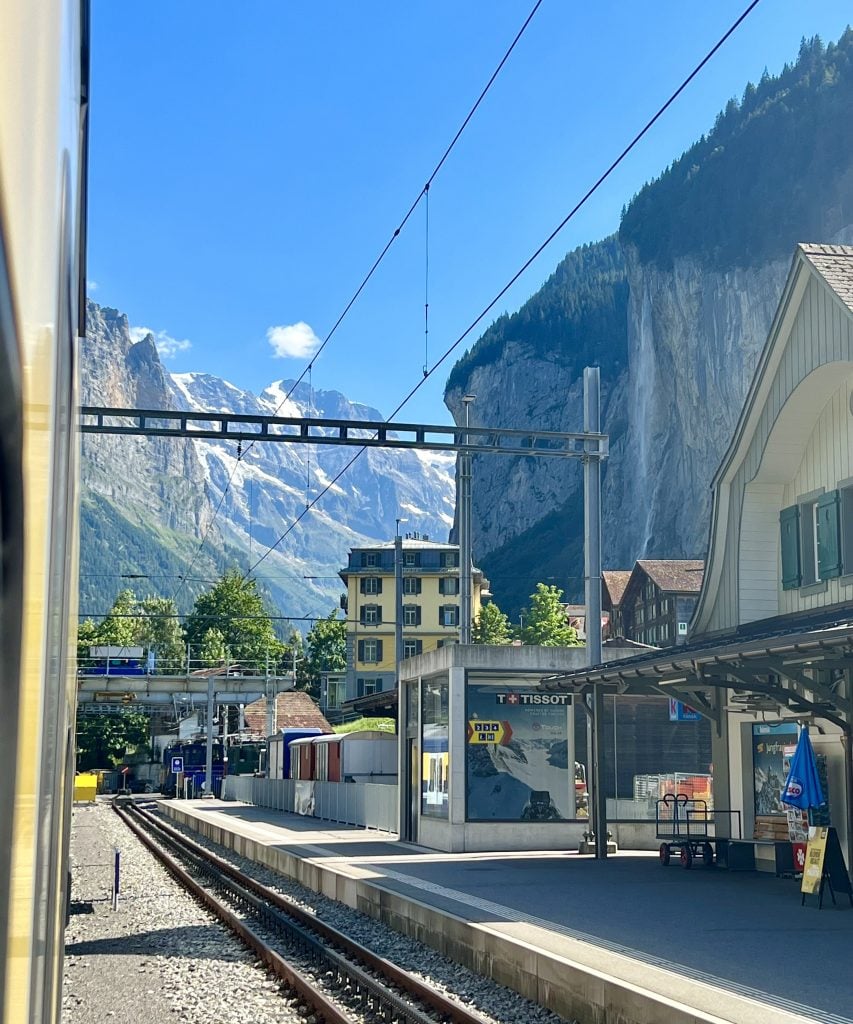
[752,722,799,816]
[466,684,572,821]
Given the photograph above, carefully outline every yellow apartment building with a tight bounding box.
[338,534,487,705]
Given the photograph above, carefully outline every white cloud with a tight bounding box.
[266,321,321,360]
[129,325,192,359]
[86,279,98,292]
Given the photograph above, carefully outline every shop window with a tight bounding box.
[421,679,449,819]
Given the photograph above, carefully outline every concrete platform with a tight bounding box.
[161,800,853,1024]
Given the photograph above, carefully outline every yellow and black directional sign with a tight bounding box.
[467,720,513,746]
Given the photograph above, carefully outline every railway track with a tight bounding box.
[113,801,494,1024]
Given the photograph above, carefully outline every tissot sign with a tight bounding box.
[496,692,572,706]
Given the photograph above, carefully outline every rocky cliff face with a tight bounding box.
[80,302,455,620]
[445,32,853,615]
[82,302,217,537]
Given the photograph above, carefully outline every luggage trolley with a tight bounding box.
[656,793,714,868]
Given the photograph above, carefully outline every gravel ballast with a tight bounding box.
[63,799,576,1024]
[63,801,304,1024]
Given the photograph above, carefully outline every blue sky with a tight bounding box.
[88,1,852,426]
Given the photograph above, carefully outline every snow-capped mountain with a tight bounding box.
[80,302,455,621]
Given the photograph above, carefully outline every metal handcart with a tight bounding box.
[656,793,714,868]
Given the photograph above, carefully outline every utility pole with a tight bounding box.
[583,366,606,857]
[459,395,475,644]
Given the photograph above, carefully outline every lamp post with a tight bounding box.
[459,395,475,644]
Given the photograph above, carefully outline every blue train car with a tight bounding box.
[161,739,224,797]
[268,728,325,780]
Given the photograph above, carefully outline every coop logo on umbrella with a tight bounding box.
[784,778,803,800]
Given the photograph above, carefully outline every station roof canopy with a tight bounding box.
[541,608,853,733]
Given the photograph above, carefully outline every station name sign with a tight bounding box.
[495,692,572,706]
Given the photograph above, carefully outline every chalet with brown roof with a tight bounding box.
[242,690,332,736]
[601,570,632,639]
[609,560,704,648]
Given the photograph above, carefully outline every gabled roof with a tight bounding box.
[242,690,332,735]
[602,570,632,607]
[693,243,853,634]
[800,244,853,314]
[636,560,705,594]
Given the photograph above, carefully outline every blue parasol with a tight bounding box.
[780,725,825,810]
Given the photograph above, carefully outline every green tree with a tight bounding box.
[302,612,346,698]
[76,618,102,666]
[96,588,142,647]
[520,583,581,647]
[138,596,184,672]
[75,710,150,770]
[183,569,285,670]
[198,626,227,666]
[472,601,513,644]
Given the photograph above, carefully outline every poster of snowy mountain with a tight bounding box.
[466,686,572,821]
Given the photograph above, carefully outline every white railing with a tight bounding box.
[222,776,397,834]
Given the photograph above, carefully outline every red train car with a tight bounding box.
[289,736,317,780]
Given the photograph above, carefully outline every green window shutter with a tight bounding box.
[376,639,383,662]
[376,577,383,594]
[357,640,365,662]
[359,606,366,624]
[818,490,842,579]
[416,640,423,655]
[416,606,422,626]
[359,578,366,595]
[416,578,422,594]
[780,505,801,590]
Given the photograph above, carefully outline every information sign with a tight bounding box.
[170,756,184,774]
[466,720,513,746]
[801,827,828,895]
[801,826,853,908]
[668,699,701,722]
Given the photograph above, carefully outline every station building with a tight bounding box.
[543,244,853,870]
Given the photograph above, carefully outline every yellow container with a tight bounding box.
[73,773,98,803]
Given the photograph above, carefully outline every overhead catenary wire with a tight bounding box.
[152,2,543,591]
[242,0,762,580]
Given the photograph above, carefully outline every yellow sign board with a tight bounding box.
[801,826,828,895]
[467,720,512,745]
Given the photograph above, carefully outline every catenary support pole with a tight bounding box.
[205,675,214,798]
[459,395,475,644]
[583,366,606,858]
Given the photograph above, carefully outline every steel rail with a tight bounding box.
[113,802,349,1023]
[120,801,492,1024]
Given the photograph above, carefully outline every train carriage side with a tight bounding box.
[0,3,88,1024]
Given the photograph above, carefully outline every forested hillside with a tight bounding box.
[621,32,853,269]
[447,30,853,617]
